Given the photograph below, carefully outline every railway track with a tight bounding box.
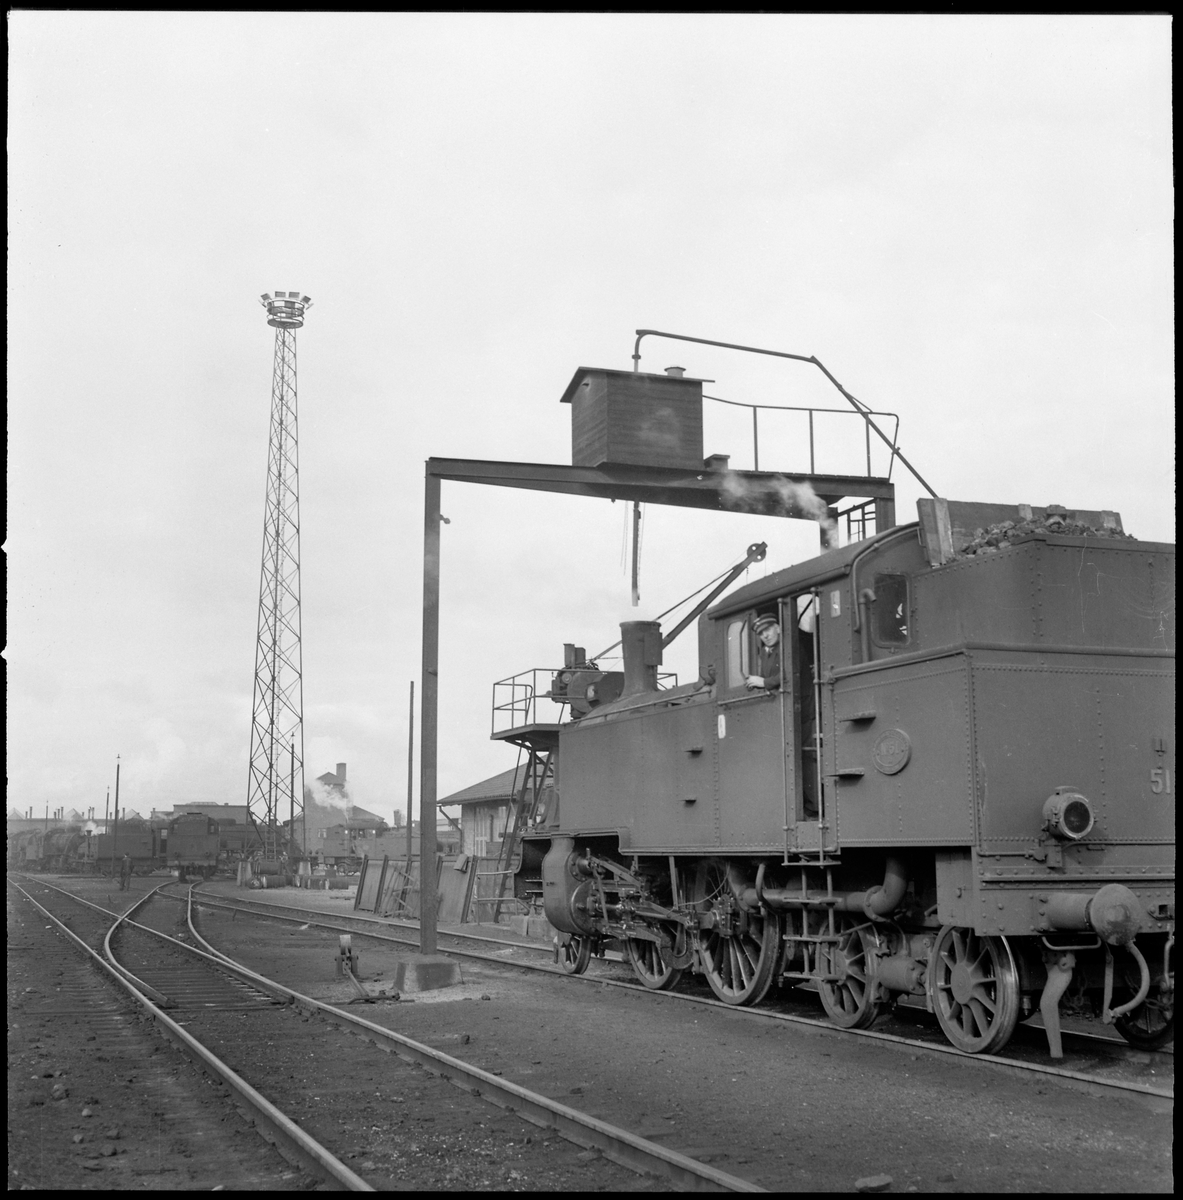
[7,882,332,1190]
[9,877,374,1190]
[179,885,1173,1102]
[9,876,766,1192]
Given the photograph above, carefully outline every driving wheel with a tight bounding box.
[626,934,684,991]
[691,859,783,1006]
[818,920,885,1029]
[928,924,1020,1054]
[556,933,591,975]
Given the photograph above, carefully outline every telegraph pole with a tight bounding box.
[109,756,121,877]
[405,680,415,866]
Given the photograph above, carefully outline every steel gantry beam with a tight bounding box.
[424,456,895,513]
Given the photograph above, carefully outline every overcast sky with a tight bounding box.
[8,14,1173,825]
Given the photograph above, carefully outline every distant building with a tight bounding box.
[298,799,389,841]
[7,810,56,839]
[439,766,529,859]
[163,803,250,826]
[315,762,352,820]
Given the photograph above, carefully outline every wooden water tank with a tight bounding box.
[559,367,704,470]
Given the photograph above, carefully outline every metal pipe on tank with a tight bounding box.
[620,621,662,698]
[812,594,824,859]
[834,855,908,918]
[857,589,875,662]
[759,855,908,919]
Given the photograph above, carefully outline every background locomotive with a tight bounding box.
[9,812,234,879]
[165,813,221,879]
[9,826,88,873]
[516,499,1175,1057]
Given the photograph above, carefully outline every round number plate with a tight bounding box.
[872,729,911,775]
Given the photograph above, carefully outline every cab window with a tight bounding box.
[873,573,910,645]
[725,618,750,689]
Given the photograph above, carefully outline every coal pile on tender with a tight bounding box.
[956,510,1135,559]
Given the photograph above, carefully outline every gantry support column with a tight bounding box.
[419,470,441,953]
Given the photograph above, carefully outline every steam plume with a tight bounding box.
[306,777,349,813]
[719,471,838,542]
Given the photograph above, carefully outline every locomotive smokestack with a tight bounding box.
[620,620,663,698]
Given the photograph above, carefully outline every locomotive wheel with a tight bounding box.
[1118,984,1171,1051]
[556,934,592,975]
[625,935,684,991]
[928,924,1020,1054]
[818,921,885,1029]
[1110,941,1174,1049]
[692,860,783,1006]
[1115,1005,1174,1050]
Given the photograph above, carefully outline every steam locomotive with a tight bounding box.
[9,813,235,879]
[517,500,1175,1056]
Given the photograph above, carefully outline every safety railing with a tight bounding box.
[492,669,561,736]
[704,394,901,478]
[838,498,881,544]
[492,667,678,737]
[630,327,937,498]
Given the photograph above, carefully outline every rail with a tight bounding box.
[175,888,1173,1103]
[11,876,772,1191]
[178,885,765,1190]
[9,878,372,1190]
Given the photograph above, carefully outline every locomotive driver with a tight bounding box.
[745,613,781,690]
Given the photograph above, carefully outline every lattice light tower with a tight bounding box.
[247,291,312,861]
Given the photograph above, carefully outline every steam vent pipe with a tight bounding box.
[621,621,662,698]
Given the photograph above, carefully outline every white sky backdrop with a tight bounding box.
[8,14,1173,824]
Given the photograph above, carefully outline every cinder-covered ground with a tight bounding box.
[7,876,666,1192]
[195,888,1173,1194]
[7,881,315,1191]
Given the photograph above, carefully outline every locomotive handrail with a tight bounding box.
[829,640,1176,683]
[716,690,779,708]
